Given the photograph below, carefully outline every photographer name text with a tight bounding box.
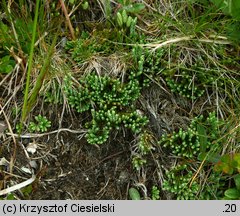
[2,203,115,214]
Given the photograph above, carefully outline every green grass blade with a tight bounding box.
[21,0,40,124]
[26,33,59,113]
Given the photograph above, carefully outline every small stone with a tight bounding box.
[26,142,38,154]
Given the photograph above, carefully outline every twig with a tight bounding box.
[6,128,87,138]
[103,35,231,49]
[97,178,110,195]
[189,158,206,187]
[145,36,232,51]
[59,0,76,40]
[68,0,84,17]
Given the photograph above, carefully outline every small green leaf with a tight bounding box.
[124,3,145,13]
[69,0,75,4]
[233,153,240,170]
[0,55,15,74]
[231,0,240,20]
[117,12,123,27]
[214,155,234,175]
[4,65,14,73]
[126,16,133,27]
[234,174,240,191]
[82,1,89,10]
[129,187,141,200]
[21,185,33,195]
[224,188,240,199]
[6,194,15,200]
[122,10,128,24]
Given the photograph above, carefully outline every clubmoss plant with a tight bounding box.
[151,186,160,200]
[162,164,200,200]
[132,155,147,170]
[137,131,155,155]
[162,164,225,200]
[131,131,155,170]
[116,9,138,40]
[160,127,200,158]
[64,71,148,145]
[165,70,205,100]
[131,46,166,87]
[158,112,222,159]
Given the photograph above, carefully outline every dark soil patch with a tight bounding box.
[16,133,141,200]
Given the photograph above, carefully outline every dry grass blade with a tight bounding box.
[0,104,17,174]
[0,175,36,196]
[59,0,76,40]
